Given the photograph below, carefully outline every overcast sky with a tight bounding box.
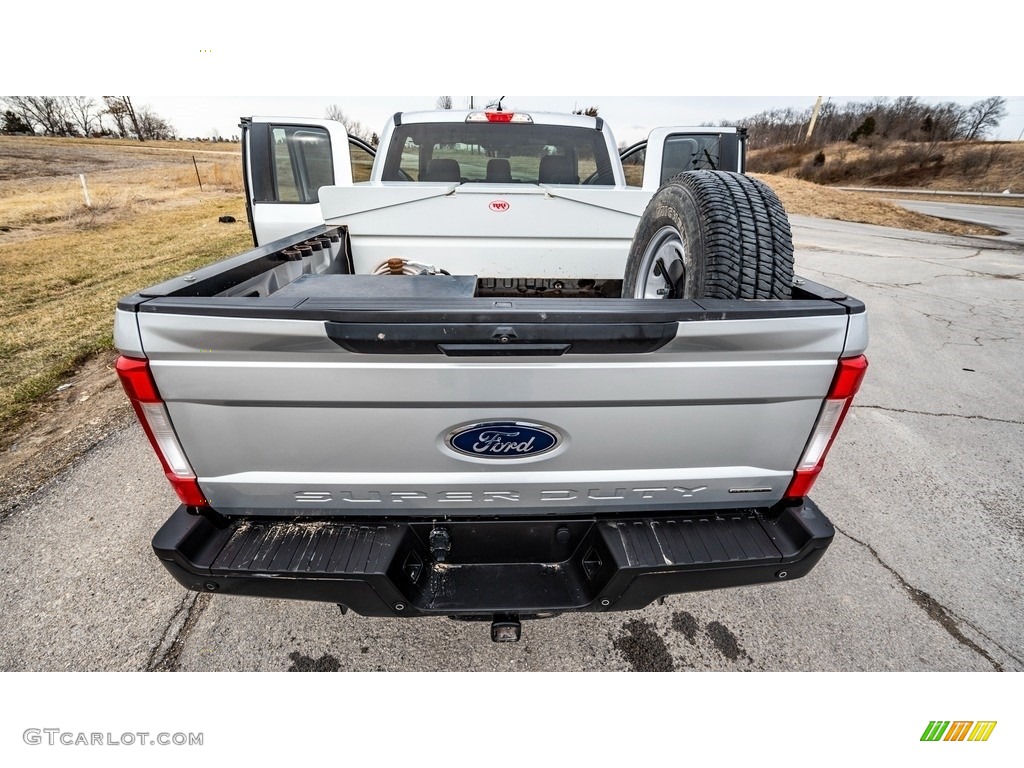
[145,95,1024,144]
[5,4,1021,143]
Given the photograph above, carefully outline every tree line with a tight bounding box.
[1,96,175,141]
[8,96,1005,148]
[732,96,1008,149]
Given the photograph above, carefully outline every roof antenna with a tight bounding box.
[487,96,505,112]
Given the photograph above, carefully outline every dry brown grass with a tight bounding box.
[1,136,243,243]
[753,174,1000,236]
[0,197,252,431]
[750,139,1024,195]
[0,136,251,435]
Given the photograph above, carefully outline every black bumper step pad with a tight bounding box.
[212,522,392,576]
[611,515,782,568]
[153,502,833,617]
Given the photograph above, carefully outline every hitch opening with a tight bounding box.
[491,615,522,643]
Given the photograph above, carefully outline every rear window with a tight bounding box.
[381,122,615,185]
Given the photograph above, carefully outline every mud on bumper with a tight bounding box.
[153,502,833,618]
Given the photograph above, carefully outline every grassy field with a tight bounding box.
[0,137,251,436]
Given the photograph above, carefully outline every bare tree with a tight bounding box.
[961,97,1007,140]
[135,105,175,140]
[2,96,69,136]
[66,96,100,137]
[102,96,145,139]
[103,96,131,137]
[2,95,171,140]
[324,103,372,142]
[101,97,172,141]
[436,95,453,110]
[736,96,1012,149]
[737,105,810,149]
[325,104,345,123]
[928,102,968,141]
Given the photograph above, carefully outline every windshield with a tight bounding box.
[381,122,615,185]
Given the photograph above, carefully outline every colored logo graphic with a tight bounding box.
[446,421,560,459]
[920,721,997,742]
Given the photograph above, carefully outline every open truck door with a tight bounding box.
[242,117,370,246]
[620,127,747,190]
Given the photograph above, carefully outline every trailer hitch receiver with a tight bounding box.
[491,615,522,643]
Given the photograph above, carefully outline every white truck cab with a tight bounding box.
[242,109,745,247]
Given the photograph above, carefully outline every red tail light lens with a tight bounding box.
[466,111,533,124]
[830,355,869,399]
[784,355,868,500]
[115,356,208,507]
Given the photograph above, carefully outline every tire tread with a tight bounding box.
[625,170,794,300]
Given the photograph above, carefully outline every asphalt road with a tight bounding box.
[2,212,1022,672]
[894,199,1024,242]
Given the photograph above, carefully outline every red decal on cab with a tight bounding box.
[489,200,510,212]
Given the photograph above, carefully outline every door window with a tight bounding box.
[271,125,334,203]
[349,138,375,182]
[620,143,646,187]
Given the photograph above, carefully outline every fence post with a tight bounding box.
[79,174,91,207]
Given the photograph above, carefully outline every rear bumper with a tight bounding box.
[152,501,833,617]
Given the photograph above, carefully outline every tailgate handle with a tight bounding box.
[438,343,570,357]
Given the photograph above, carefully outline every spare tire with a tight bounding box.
[623,171,794,299]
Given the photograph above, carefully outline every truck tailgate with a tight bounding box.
[127,294,865,515]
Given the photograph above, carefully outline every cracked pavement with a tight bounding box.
[1,213,1022,671]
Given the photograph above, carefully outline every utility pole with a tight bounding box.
[805,96,823,142]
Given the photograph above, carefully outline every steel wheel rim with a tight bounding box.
[634,225,685,299]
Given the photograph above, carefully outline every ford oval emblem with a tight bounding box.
[489,200,510,212]
[446,421,560,459]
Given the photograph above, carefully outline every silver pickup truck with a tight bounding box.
[114,108,868,641]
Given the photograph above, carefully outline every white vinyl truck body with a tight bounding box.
[114,108,867,641]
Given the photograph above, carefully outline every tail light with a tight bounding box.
[115,356,208,507]
[784,355,868,500]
